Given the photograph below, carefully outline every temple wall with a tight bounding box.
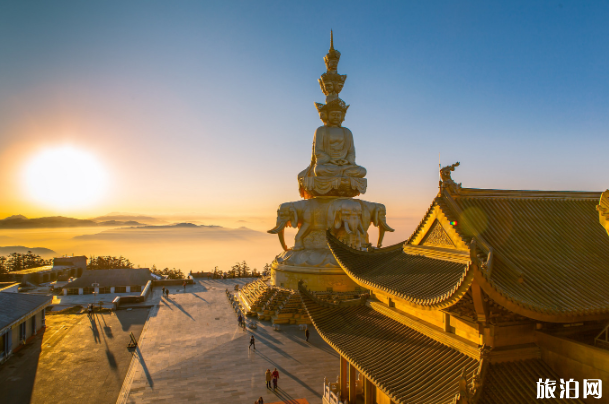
[485,323,537,348]
[450,316,480,343]
[537,331,609,404]
[372,291,445,329]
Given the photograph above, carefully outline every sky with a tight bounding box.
[0,1,608,239]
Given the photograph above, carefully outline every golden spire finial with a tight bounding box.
[324,30,341,72]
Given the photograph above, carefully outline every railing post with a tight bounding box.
[340,356,348,400]
[348,363,357,403]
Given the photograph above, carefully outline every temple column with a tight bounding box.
[340,355,348,400]
[364,376,375,404]
[348,363,357,403]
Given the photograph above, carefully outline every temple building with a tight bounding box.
[301,164,609,404]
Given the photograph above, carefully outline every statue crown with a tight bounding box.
[324,30,341,66]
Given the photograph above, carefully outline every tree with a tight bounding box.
[231,262,240,278]
[263,263,271,276]
[151,266,185,279]
[0,256,7,274]
[241,261,250,277]
[1,252,51,272]
[87,256,134,270]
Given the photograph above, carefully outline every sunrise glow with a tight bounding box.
[22,146,107,211]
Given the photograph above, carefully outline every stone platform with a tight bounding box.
[271,261,358,292]
[119,279,339,404]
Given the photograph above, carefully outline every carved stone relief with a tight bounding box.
[421,220,454,248]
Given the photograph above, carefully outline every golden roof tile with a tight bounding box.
[479,359,584,404]
[446,189,609,322]
[299,283,479,404]
[327,231,473,309]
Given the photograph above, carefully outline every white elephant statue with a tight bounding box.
[267,200,326,251]
[358,200,395,247]
[327,198,367,250]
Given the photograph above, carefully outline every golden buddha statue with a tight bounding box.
[298,32,367,199]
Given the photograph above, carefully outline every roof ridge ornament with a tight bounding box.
[440,161,462,194]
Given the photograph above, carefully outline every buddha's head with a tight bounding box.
[315,97,348,126]
[328,111,343,127]
[319,73,347,97]
[325,98,349,127]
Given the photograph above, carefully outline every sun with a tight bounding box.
[23,146,108,211]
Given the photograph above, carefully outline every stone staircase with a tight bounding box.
[236,278,312,325]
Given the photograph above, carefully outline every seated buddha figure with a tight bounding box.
[313,107,366,178]
[299,98,367,181]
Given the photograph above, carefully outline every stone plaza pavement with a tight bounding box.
[118,279,340,404]
[0,308,149,404]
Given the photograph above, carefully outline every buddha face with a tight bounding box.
[328,111,343,127]
[318,111,328,125]
[335,81,344,93]
[324,82,334,94]
[325,57,339,71]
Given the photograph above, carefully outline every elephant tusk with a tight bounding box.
[267,220,287,234]
[380,217,395,232]
[278,229,288,251]
[343,220,353,234]
[358,222,366,235]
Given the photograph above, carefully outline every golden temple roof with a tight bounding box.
[331,186,609,322]
[479,359,584,404]
[299,283,480,404]
[300,283,581,404]
[445,188,609,322]
[327,232,473,308]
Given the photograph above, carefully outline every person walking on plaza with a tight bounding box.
[87,304,92,318]
[272,368,279,390]
[256,397,264,404]
[265,368,272,389]
[305,326,310,342]
[238,313,243,327]
[162,286,165,297]
[165,288,169,298]
[183,281,186,292]
[249,335,256,350]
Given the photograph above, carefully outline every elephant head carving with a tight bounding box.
[358,201,395,247]
[268,202,299,251]
[327,199,366,249]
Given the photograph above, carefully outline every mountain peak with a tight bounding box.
[3,215,27,220]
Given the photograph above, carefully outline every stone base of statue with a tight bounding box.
[270,247,359,291]
[298,175,367,199]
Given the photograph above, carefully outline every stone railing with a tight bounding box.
[323,377,344,404]
[113,280,153,309]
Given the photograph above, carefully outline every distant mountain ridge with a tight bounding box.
[0,215,145,229]
[0,246,55,256]
[92,214,168,225]
[131,223,222,229]
[73,223,262,242]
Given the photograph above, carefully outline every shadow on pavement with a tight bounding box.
[135,347,154,388]
[0,328,44,404]
[254,350,320,398]
[166,297,194,321]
